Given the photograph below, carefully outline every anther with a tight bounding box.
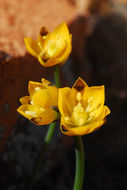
[88,97,94,104]
[76,92,82,102]
[25,111,36,117]
[35,87,41,91]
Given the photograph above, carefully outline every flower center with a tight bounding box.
[70,93,96,126]
[71,102,88,126]
[70,92,87,126]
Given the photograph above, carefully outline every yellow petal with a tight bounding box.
[24,38,41,57]
[48,86,58,106]
[60,34,72,64]
[44,22,70,53]
[52,22,70,43]
[31,108,57,125]
[28,81,45,96]
[83,85,105,118]
[32,89,53,108]
[58,87,77,118]
[20,96,31,104]
[60,119,105,136]
[17,105,57,125]
[17,104,40,120]
[38,56,57,67]
[98,105,111,120]
[41,78,51,86]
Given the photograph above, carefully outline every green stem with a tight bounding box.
[26,122,56,190]
[54,65,60,87]
[73,136,85,190]
[26,66,61,189]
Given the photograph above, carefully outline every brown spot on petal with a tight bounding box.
[61,126,68,132]
[73,77,87,91]
[40,27,49,37]
[42,53,49,63]
[31,118,38,124]
[74,85,84,91]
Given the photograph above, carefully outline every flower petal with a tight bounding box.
[28,81,46,96]
[17,104,40,120]
[83,85,105,118]
[24,38,41,57]
[60,119,105,136]
[44,22,70,53]
[48,86,58,106]
[20,96,31,104]
[38,56,57,67]
[32,89,54,108]
[41,78,51,86]
[98,105,111,120]
[58,87,77,118]
[17,105,57,125]
[31,108,57,125]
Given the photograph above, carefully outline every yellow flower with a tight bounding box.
[24,22,72,67]
[58,77,110,136]
[17,78,58,125]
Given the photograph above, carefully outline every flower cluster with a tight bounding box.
[17,22,110,136]
[17,76,110,136]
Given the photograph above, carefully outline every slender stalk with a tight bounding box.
[26,65,60,189]
[54,65,60,87]
[73,136,85,190]
[26,122,56,190]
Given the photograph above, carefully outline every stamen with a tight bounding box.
[25,111,36,117]
[71,103,87,126]
[86,97,94,112]
[88,97,94,103]
[79,118,85,126]
[76,92,82,102]
[35,87,41,91]
[74,103,84,113]
[42,36,46,39]
[86,105,90,112]
[30,101,33,105]
[47,42,57,57]
[90,112,96,117]
[65,116,71,121]
[87,112,96,122]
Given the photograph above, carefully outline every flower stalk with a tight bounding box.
[26,122,56,190]
[73,136,85,190]
[54,65,60,88]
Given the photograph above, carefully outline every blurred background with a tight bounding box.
[0,0,127,189]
